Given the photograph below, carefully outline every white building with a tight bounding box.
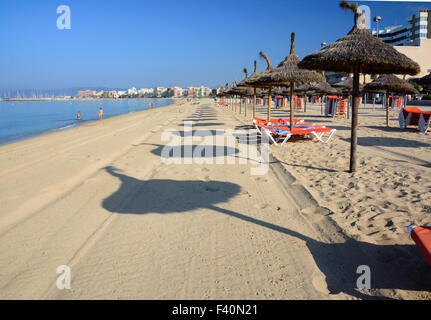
[372,9,430,47]
[128,87,138,96]
[138,88,153,96]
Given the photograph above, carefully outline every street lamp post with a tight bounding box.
[374,16,382,39]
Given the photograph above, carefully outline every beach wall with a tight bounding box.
[407,100,431,106]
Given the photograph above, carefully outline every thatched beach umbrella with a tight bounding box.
[297,82,339,114]
[244,52,276,121]
[251,33,325,130]
[237,68,258,117]
[239,61,262,118]
[363,74,418,126]
[417,72,431,88]
[298,0,420,172]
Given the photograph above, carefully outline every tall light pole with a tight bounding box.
[374,16,382,39]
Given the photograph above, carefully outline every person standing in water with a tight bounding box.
[99,107,103,120]
[77,111,81,121]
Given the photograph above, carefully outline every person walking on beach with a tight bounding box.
[77,111,81,121]
[99,107,103,120]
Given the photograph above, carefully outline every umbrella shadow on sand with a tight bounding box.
[103,166,431,300]
[341,136,431,148]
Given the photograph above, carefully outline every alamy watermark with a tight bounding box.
[56,265,71,290]
[356,265,371,290]
[160,121,269,175]
[57,5,71,30]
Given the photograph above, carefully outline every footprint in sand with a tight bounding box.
[253,203,269,210]
[251,176,268,183]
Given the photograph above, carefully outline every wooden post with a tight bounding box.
[350,71,360,173]
[253,88,256,118]
[386,92,390,127]
[347,95,350,119]
[304,94,307,113]
[290,83,295,131]
[244,95,247,117]
[267,88,272,121]
[239,95,242,114]
[321,95,324,115]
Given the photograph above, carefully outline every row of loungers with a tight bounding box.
[252,117,337,146]
[399,107,431,133]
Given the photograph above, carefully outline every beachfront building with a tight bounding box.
[365,9,431,79]
[187,86,212,97]
[117,90,127,97]
[153,87,168,97]
[77,90,97,99]
[167,86,184,97]
[372,10,430,47]
[128,87,138,96]
[138,88,153,96]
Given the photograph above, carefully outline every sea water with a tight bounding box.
[0,99,172,144]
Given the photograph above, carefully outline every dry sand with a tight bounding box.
[0,98,430,300]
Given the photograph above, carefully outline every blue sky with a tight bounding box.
[0,0,430,90]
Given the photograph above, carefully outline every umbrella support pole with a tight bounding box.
[267,88,272,121]
[304,95,307,113]
[386,93,390,127]
[347,96,350,119]
[253,89,256,118]
[239,96,242,114]
[350,71,360,173]
[321,96,324,115]
[290,84,295,131]
[244,97,247,117]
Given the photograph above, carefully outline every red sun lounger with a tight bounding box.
[399,107,431,133]
[256,123,337,145]
[252,117,305,134]
[408,225,431,267]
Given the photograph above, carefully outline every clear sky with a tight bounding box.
[1,0,430,90]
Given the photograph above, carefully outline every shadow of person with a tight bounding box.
[103,167,431,299]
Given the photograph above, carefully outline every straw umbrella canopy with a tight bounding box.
[251,33,325,129]
[238,61,264,118]
[298,0,420,172]
[237,67,263,117]
[363,74,418,126]
[244,52,277,121]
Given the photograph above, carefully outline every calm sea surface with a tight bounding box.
[0,99,172,144]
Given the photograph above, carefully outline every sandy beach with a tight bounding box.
[1,98,430,300]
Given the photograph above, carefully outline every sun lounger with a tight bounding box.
[398,107,431,133]
[408,225,431,267]
[252,117,305,134]
[256,123,337,145]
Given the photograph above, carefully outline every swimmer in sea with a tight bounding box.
[77,111,81,121]
[99,107,103,120]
